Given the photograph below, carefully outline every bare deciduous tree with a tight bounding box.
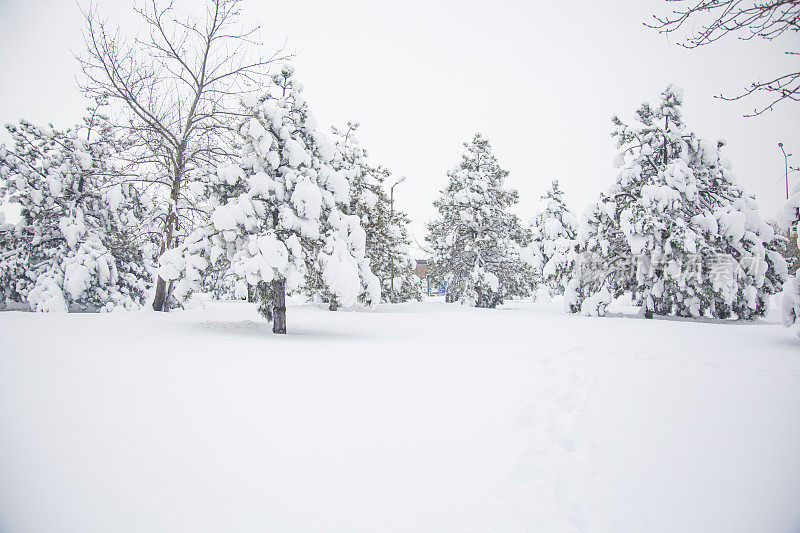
[78,0,287,310]
[647,0,800,116]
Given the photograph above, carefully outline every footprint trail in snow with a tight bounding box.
[509,350,611,532]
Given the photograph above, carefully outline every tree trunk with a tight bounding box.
[163,279,175,312]
[152,204,177,312]
[272,279,287,334]
[152,276,168,311]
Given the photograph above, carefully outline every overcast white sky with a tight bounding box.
[1,0,798,256]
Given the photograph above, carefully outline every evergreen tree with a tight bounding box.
[157,65,380,333]
[328,122,420,304]
[426,133,533,308]
[0,105,150,312]
[778,172,800,333]
[529,179,578,297]
[566,86,787,318]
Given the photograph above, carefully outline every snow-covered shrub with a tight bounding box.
[426,133,534,308]
[528,179,577,297]
[568,86,786,319]
[157,65,380,330]
[0,107,149,312]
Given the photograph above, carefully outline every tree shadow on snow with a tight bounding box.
[189,319,372,342]
[601,310,775,326]
[768,334,800,350]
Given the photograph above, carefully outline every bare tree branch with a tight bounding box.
[646,0,800,116]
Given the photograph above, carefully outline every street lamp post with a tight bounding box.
[779,142,791,200]
[389,176,406,303]
[779,143,795,262]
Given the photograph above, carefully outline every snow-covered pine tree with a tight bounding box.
[426,133,533,308]
[529,179,578,297]
[327,122,420,304]
[566,85,787,318]
[0,208,24,307]
[778,172,800,334]
[0,104,150,312]
[157,65,380,333]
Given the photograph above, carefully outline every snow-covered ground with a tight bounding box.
[1,297,799,532]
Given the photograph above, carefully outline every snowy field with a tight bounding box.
[1,297,799,532]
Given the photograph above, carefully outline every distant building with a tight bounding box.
[412,259,445,296]
[413,259,429,280]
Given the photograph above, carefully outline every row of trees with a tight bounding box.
[0,69,420,329]
[1,0,796,331]
[425,86,789,321]
[424,0,799,323]
[0,0,420,333]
